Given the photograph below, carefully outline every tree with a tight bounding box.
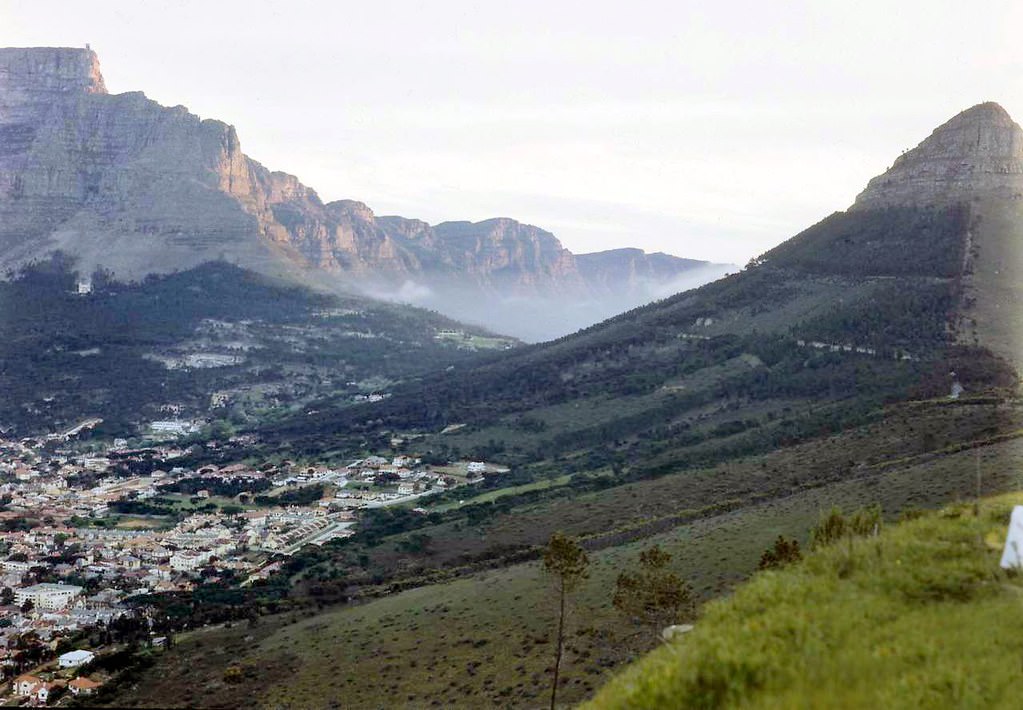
[20,599,33,614]
[613,545,694,638]
[757,535,802,570]
[0,587,13,606]
[542,532,589,710]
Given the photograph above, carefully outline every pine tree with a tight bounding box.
[613,545,694,639]
[757,535,803,570]
[542,532,589,710]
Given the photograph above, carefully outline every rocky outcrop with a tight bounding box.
[576,248,707,295]
[429,219,586,295]
[854,102,1023,209]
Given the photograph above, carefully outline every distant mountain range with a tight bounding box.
[0,47,732,341]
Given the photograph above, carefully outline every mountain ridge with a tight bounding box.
[256,100,1022,463]
[0,46,731,341]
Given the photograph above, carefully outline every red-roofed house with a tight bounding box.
[69,676,102,696]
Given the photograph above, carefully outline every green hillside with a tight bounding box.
[588,492,1023,709]
[96,412,1023,708]
[259,202,1002,469]
[88,176,1023,706]
[210,199,1016,609]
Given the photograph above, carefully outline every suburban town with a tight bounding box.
[0,426,498,705]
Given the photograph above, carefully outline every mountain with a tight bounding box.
[854,102,1023,367]
[264,103,1023,459]
[0,257,515,438]
[0,47,730,341]
[251,100,1020,585]
[98,105,1023,709]
[853,102,1023,209]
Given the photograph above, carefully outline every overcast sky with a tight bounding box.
[3,1,1021,264]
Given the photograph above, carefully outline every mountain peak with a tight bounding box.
[951,100,1012,122]
[853,101,1023,209]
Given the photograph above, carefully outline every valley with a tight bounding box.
[0,259,514,438]
[1,42,1022,710]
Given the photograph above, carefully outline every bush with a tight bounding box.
[757,536,802,570]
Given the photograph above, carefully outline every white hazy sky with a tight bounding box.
[3,1,1022,264]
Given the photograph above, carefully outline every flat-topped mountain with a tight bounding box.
[0,46,730,341]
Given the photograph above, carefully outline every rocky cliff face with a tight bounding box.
[0,47,424,281]
[429,219,586,295]
[0,47,726,340]
[576,248,705,294]
[854,102,1023,209]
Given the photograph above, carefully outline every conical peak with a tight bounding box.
[853,102,1023,209]
[947,101,1012,125]
[917,101,1020,157]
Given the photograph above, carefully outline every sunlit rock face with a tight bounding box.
[0,47,420,281]
[854,102,1023,209]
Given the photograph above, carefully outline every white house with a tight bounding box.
[58,649,96,668]
[15,583,83,612]
[12,674,41,696]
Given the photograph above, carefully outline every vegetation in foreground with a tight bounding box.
[588,492,1023,709]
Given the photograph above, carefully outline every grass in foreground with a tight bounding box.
[587,492,1023,709]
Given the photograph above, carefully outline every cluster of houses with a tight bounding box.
[11,649,101,704]
[0,431,502,702]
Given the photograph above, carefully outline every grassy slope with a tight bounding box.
[587,491,1023,709]
[93,202,1023,707]
[284,397,1021,593]
[99,434,1023,708]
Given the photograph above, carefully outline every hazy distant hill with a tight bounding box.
[0,47,730,341]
